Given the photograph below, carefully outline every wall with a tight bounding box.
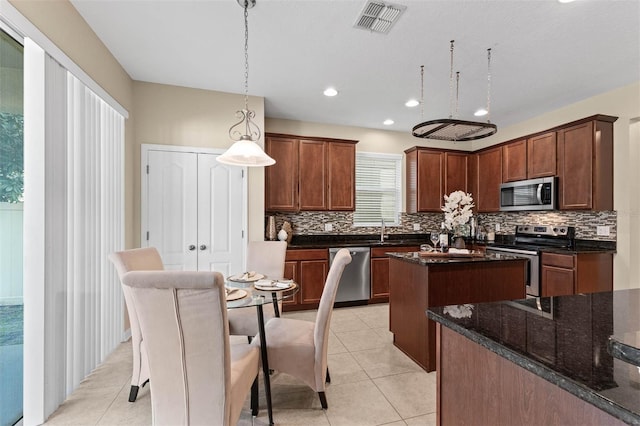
[132,81,266,244]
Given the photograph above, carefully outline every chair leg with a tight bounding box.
[128,385,139,402]
[326,367,331,383]
[318,391,328,409]
[247,335,253,343]
[251,377,259,416]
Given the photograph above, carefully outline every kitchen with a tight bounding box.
[3,0,639,425]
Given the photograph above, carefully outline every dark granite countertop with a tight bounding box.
[427,290,640,424]
[387,251,528,265]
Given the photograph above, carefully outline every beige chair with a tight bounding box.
[228,240,288,337]
[108,247,164,402]
[253,248,352,409]
[121,270,260,425]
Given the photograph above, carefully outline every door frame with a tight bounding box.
[140,143,249,267]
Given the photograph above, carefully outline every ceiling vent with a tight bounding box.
[354,1,406,34]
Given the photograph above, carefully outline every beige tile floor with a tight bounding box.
[44,303,437,426]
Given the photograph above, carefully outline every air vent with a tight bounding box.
[354,1,406,34]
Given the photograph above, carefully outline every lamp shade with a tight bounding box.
[216,139,276,167]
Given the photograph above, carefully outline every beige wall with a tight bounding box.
[9,0,137,249]
[132,81,266,244]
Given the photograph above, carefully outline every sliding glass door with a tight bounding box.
[0,28,24,426]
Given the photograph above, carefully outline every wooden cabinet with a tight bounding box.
[370,246,419,302]
[502,139,527,182]
[282,249,329,311]
[541,251,613,297]
[474,146,502,212]
[265,133,357,212]
[557,116,615,211]
[405,147,468,213]
[527,131,557,178]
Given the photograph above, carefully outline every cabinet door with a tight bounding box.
[371,257,390,299]
[502,139,527,182]
[299,259,329,305]
[476,146,502,212]
[444,152,468,194]
[265,136,299,211]
[557,122,594,210]
[417,150,444,212]
[327,142,356,210]
[282,260,299,307]
[527,132,556,178]
[299,139,327,210]
[541,265,575,297]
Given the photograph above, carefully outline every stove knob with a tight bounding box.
[553,227,558,233]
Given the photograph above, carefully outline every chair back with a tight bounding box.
[109,247,164,276]
[246,240,287,279]
[122,270,232,426]
[313,248,351,385]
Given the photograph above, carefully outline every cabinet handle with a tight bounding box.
[200,245,207,250]
[188,245,196,251]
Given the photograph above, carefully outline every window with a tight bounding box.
[354,152,402,226]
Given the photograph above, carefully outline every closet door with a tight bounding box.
[197,153,243,276]
[145,148,244,273]
[147,150,199,270]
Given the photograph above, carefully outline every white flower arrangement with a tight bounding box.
[442,190,475,234]
[443,304,474,319]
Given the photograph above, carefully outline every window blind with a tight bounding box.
[354,152,401,226]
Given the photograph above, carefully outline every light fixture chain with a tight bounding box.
[243,3,250,111]
[448,40,455,119]
[486,48,492,123]
[420,65,424,119]
[455,71,460,119]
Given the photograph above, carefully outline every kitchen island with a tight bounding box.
[388,252,527,372]
[428,290,640,425]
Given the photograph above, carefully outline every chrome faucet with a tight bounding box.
[380,218,388,242]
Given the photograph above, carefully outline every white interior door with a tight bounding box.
[144,147,245,273]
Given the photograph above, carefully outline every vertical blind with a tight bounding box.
[24,41,124,424]
[353,152,402,226]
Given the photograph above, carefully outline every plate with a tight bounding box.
[254,279,294,291]
[418,250,484,258]
[228,272,265,283]
[226,288,247,301]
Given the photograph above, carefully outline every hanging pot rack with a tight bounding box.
[412,40,497,141]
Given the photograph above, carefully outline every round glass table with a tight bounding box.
[225,278,299,426]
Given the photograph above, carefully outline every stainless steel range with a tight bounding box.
[485,224,575,297]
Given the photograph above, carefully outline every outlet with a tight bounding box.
[413,223,421,231]
[324,223,333,232]
[495,223,501,232]
[597,225,610,236]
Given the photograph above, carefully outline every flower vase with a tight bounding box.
[452,236,466,249]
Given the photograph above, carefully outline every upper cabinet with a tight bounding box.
[405,148,468,213]
[557,116,615,211]
[474,146,503,212]
[265,133,357,212]
[502,132,556,182]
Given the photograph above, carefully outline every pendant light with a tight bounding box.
[217,0,275,167]
[412,40,497,142]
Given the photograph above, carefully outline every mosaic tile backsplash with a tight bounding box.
[267,210,617,241]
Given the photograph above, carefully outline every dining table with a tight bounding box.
[225,275,299,426]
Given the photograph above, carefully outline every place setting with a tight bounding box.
[253,279,295,292]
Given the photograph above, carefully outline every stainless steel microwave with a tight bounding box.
[499,177,557,212]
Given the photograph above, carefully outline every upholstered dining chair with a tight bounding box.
[109,247,164,402]
[228,240,288,337]
[121,270,260,426]
[253,248,352,409]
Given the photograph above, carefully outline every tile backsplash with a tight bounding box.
[267,210,617,241]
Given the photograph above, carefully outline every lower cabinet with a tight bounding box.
[541,252,613,297]
[370,246,419,303]
[283,249,329,311]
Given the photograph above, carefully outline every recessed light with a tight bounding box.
[474,108,488,117]
[383,119,394,126]
[558,0,576,3]
[405,99,419,108]
[323,87,338,97]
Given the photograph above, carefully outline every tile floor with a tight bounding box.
[44,303,437,426]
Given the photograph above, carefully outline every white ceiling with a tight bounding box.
[69,0,639,133]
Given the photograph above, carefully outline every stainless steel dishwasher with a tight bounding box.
[329,247,371,303]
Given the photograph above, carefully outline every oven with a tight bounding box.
[485,224,576,298]
[485,246,540,297]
